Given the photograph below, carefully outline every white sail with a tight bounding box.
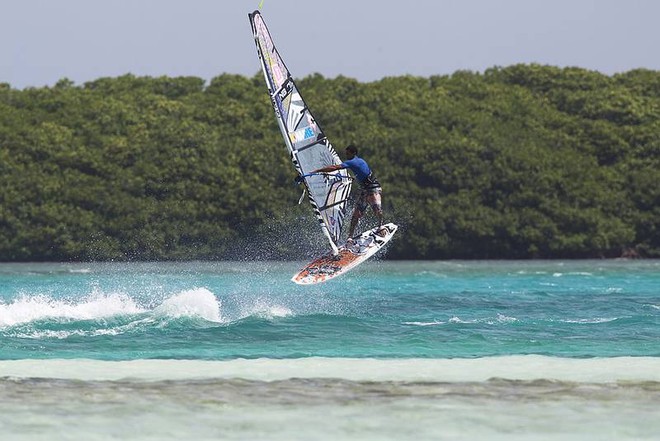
[248,10,351,253]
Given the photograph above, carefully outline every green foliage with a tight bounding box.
[1,65,659,260]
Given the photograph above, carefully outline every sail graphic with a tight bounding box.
[248,10,351,253]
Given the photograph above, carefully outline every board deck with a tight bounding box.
[292,223,398,285]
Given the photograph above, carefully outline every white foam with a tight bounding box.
[236,298,293,320]
[560,317,618,324]
[484,313,518,325]
[265,306,292,318]
[0,293,145,327]
[553,272,594,277]
[1,356,659,383]
[154,288,222,323]
[0,288,223,329]
[9,328,126,339]
[449,316,476,324]
[402,320,445,326]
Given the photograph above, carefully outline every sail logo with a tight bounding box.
[289,127,315,143]
[278,79,294,100]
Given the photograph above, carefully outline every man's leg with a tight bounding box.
[347,208,361,238]
[367,192,383,227]
[348,191,367,239]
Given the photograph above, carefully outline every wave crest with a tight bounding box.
[154,288,222,323]
[0,292,144,327]
[1,288,223,338]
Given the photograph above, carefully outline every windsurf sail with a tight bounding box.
[248,10,351,255]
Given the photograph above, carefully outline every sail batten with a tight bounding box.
[249,10,351,251]
[295,139,328,153]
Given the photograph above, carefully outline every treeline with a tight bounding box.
[0,64,659,261]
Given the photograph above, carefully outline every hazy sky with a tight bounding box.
[1,0,659,88]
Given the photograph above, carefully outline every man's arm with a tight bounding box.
[312,164,344,173]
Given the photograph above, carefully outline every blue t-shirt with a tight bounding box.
[340,156,371,182]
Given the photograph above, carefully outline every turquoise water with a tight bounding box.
[2,260,659,360]
[1,260,659,440]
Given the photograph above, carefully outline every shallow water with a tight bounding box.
[0,374,657,441]
[1,260,659,440]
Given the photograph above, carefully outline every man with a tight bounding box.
[312,144,384,243]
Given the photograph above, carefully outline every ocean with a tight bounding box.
[1,260,659,440]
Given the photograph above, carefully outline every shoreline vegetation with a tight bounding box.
[1,64,658,261]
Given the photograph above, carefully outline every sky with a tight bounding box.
[1,0,659,88]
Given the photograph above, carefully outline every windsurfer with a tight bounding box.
[312,145,385,241]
